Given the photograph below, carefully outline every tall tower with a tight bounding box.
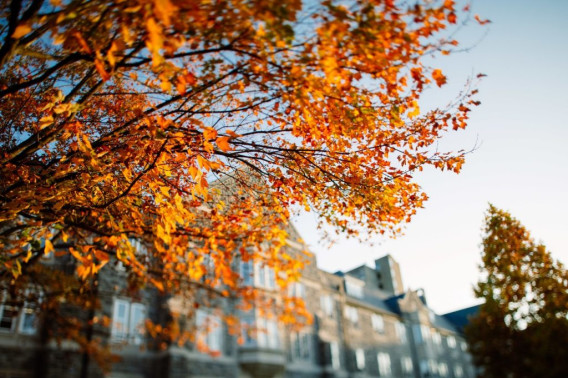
[374,255,404,296]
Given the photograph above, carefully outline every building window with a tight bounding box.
[240,260,254,286]
[438,362,448,377]
[344,306,358,325]
[254,263,276,289]
[0,298,18,332]
[377,352,391,376]
[0,291,38,335]
[432,331,442,346]
[195,309,223,353]
[371,314,385,333]
[447,335,457,348]
[288,282,305,298]
[428,359,438,376]
[320,295,335,318]
[413,324,429,344]
[419,360,429,376]
[355,348,365,370]
[240,312,255,346]
[460,340,468,352]
[18,306,38,335]
[111,298,146,345]
[396,322,407,343]
[345,281,363,298]
[291,331,311,360]
[412,324,431,344]
[454,365,464,378]
[257,317,279,349]
[330,342,340,369]
[401,356,413,375]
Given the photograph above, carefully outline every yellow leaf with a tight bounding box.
[152,0,177,25]
[146,17,163,65]
[12,24,32,39]
[44,239,54,255]
[24,249,33,263]
[160,79,172,93]
[196,155,210,170]
[203,127,217,140]
[39,115,54,129]
[408,101,420,118]
[107,42,118,68]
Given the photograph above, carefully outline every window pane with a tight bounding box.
[208,315,223,352]
[129,303,146,345]
[378,352,391,376]
[0,305,17,331]
[240,260,253,286]
[372,314,384,333]
[401,356,413,374]
[321,295,334,317]
[345,282,363,298]
[396,322,407,343]
[267,268,276,289]
[296,332,310,359]
[331,342,340,369]
[355,348,365,370]
[257,317,267,347]
[19,308,37,335]
[111,299,130,342]
[241,312,255,346]
[412,324,423,344]
[267,320,279,349]
[196,309,222,353]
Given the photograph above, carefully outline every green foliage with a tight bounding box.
[466,205,568,378]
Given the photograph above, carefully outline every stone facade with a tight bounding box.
[0,231,478,378]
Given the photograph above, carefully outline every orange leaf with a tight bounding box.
[73,31,91,53]
[432,69,447,87]
[151,278,165,292]
[447,12,457,24]
[216,136,232,152]
[203,127,217,141]
[95,58,111,81]
[226,130,242,138]
[12,24,32,39]
[44,239,54,255]
[474,14,491,25]
[146,17,163,65]
[107,42,119,68]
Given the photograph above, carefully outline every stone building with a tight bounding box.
[0,227,478,378]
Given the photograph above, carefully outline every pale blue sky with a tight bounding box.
[293,0,568,314]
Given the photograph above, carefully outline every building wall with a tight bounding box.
[0,248,476,378]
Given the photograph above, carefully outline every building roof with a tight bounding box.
[326,256,479,336]
[431,313,460,334]
[442,304,481,332]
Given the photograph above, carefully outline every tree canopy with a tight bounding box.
[0,0,481,364]
[466,205,568,378]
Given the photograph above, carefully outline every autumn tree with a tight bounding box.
[466,205,568,378]
[1,0,481,366]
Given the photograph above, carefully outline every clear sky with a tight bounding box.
[293,0,568,314]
